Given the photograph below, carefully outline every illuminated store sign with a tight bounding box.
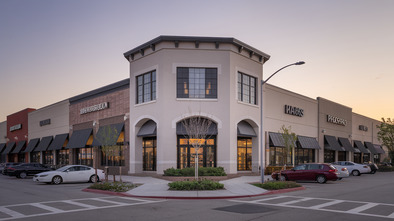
[40,119,51,127]
[10,124,22,132]
[359,125,368,131]
[80,102,109,115]
[284,105,304,117]
[327,115,347,126]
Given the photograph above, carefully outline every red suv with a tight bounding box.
[271,163,338,184]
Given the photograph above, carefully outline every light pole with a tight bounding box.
[260,61,305,183]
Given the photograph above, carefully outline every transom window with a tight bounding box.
[136,70,156,104]
[238,72,257,105]
[177,67,217,99]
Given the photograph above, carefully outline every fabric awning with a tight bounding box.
[354,140,369,153]
[269,132,297,147]
[324,135,344,151]
[35,136,53,151]
[0,143,7,153]
[24,138,40,153]
[66,128,93,149]
[373,144,385,154]
[137,120,157,137]
[297,136,321,149]
[2,142,16,154]
[92,123,125,146]
[11,141,26,154]
[364,142,378,154]
[48,133,69,150]
[176,122,218,136]
[237,121,257,137]
[338,137,356,152]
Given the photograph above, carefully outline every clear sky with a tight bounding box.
[1,0,393,122]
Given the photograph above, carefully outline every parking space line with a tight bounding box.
[89,198,128,206]
[277,197,313,206]
[388,212,394,218]
[252,196,287,203]
[309,200,344,209]
[30,203,64,213]
[62,200,97,209]
[0,207,24,219]
[347,203,379,213]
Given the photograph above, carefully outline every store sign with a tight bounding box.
[284,105,304,117]
[327,115,347,126]
[359,125,368,131]
[40,119,51,127]
[10,124,22,132]
[80,102,109,115]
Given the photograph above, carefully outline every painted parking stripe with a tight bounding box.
[309,200,344,209]
[30,203,64,213]
[89,198,129,206]
[62,200,97,209]
[277,197,313,206]
[347,203,379,213]
[0,207,24,219]
[252,196,287,203]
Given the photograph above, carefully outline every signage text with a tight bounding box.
[80,102,109,115]
[327,115,347,126]
[284,105,304,117]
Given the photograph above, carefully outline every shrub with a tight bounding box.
[163,167,226,176]
[168,179,224,191]
[378,166,394,172]
[253,181,301,190]
[88,182,135,192]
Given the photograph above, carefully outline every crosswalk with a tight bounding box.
[230,196,394,219]
[0,197,165,220]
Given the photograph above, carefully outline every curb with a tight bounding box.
[82,186,306,200]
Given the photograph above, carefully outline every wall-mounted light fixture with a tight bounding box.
[321,129,326,133]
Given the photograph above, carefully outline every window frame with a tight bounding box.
[136,70,156,104]
[238,72,257,105]
[176,67,217,99]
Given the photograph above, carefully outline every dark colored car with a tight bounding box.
[271,163,338,184]
[2,162,21,175]
[6,163,53,178]
[365,162,378,174]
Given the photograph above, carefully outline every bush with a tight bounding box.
[163,167,226,176]
[378,166,394,172]
[88,182,135,192]
[168,179,224,190]
[253,181,301,190]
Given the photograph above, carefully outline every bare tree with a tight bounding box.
[181,115,213,180]
[279,125,297,180]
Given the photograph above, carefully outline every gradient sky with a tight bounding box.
[1,0,393,122]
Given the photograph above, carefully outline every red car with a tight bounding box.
[271,163,338,184]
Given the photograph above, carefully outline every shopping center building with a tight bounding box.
[0,36,388,175]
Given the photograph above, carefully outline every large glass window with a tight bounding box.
[18,153,25,163]
[353,152,362,164]
[295,148,315,165]
[324,150,335,163]
[56,149,69,167]
[338,151,347,161]
[237,138,252,171]
[238,72,257,105]
[76,148,93,166]
[101,145,125,167]
[136,70,156,104]
[43,151,54,165]
[177,67,217,99]
[269,146,293,166]
[363,153,371,163]
[30,152,40,163]
[143,138,156,171]
[177,137,216,169]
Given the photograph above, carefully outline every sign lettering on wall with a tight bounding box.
[327,114,347,126]
[80,102,109,115]
[10,124,22,132]
[284,105,304,117]
[359,125,368,131]
[40,119,51,127]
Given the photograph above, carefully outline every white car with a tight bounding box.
[330,164,349,179]
[33,165,105,185]
[332,161,371,176]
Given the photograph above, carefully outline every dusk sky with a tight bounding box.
[1,0,393,122]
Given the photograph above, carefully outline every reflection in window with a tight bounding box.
[177,137,216,169]
[101,145,125,167]
[237,138,252,171]
[177,67,217,99]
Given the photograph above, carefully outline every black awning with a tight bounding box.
[137,120,156,137]
[34,136,53,151]
[338,137,355,152]
[354,140,369,153]
[176,122,218,136]
[0,143,7,153]
[11,141,26,154]
[297,136,321,149]
[24,138,40,153]
[92,123,125,146]
[48,133,69,150]
[237,121,257,137]
[2,142,16,154]
[374,144,385,154]
[66,128,93,149]
[269,132,284,147]
[364,142,378,154]
[324,135,344,151]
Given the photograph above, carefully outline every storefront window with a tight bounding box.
[76,148,93,166]
[295,148,315,165]
[43,151,54,165]
[30,152,40,163]
[177,136,216,169]
[269,146,292,166]
[363,153,371,163]
[143,138,156,171]
[237,138,252,171]
[101,145,125,167]
[18,153,26,163]
[324,150,335,163]
[338,151,347,161]
[354,153,362,163]
[56,149,69,167]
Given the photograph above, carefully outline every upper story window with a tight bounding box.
[238,72,257,105]
[177,67,217,99]
[136,70,156,104]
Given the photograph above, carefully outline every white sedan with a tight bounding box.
[332,161,371,176]
[330,164,349,179]
[33,165,105,185]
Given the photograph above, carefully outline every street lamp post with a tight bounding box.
[260,61,305,183]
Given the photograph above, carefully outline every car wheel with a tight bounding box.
[371,170,376,174]
[352,170,360,176]
[316,175,327,184]
[89,175,99,183]
[52,176,63,185]
[19,171,27,179]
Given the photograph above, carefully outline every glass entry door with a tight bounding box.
[143,137,156,171]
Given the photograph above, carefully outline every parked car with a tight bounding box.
[33,165,105,185]
[331,161,371,176]
[6,163,53,178]
[0,163,4,173]
[364,162,378,174]
[271,163,338,184]
[330,164,349,179]
[2,162,21,175]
